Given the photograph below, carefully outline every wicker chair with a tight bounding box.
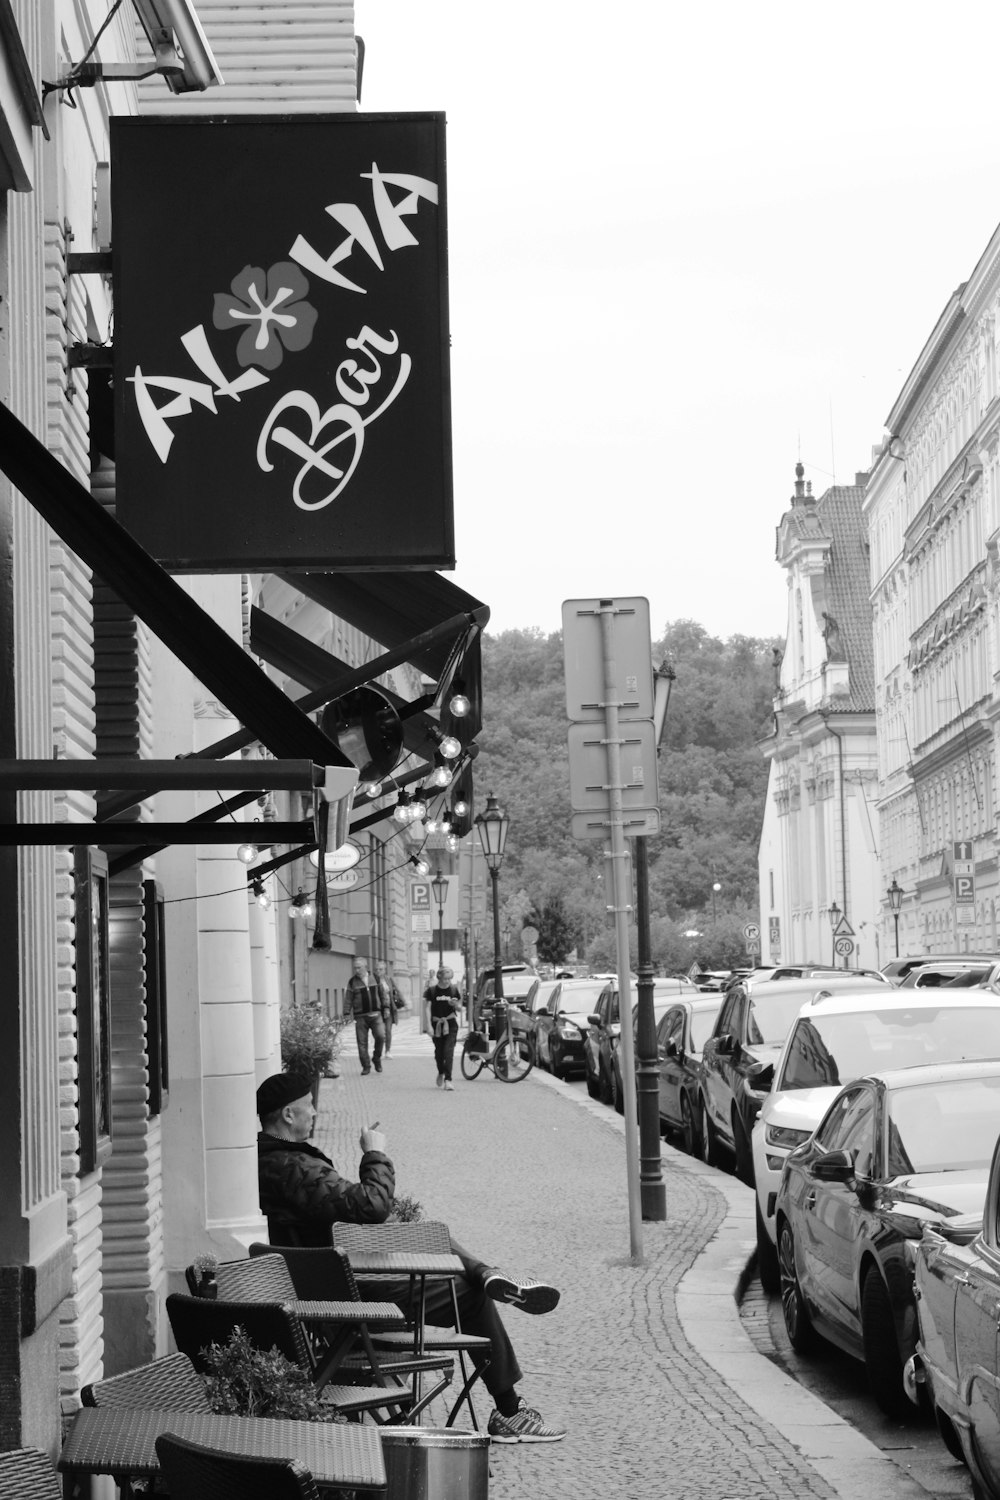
[155,1433,321,1500]
[327,1223,492,1428]
[81,1351,210,1412]
[0,1449,61,1500]
[165,1291,430,1423]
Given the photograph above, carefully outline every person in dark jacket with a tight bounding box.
[256,1071,565,1444]
[346,956,386,1075]
[424,965,462,1089]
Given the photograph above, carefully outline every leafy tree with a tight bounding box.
[532,896,576,965]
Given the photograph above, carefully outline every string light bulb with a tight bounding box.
[453,797,469,818]
[393,790,413,824]
[410,855,431,877]
[439,734,461,760]
[410,792,428,821]
[430,762,451,788]
[236,841,259,865]
[251,879,271,910]
[359,779,382,799]
[446,832,460,853]
[289,888,315,920]
[448,688,471,718]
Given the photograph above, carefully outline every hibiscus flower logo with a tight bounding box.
[213,262,317,371]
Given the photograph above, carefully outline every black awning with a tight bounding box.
[279,570,489,681]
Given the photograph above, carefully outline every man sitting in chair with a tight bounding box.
[256,1071,565,1444]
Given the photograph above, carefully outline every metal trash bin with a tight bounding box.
[379,1428,490,1500]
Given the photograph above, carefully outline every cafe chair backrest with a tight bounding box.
[165,1293,314,1375]
[155,1433,322,1500]
[0,1448,61,1500]
[332,1220,453,1255]
[81,1351,210,1412]
[249,1242,361,1302]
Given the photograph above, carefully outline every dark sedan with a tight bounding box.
[586,978,699,1105]
[533,978,608,1079]
[656,996,724,1153]
[775,1061,1000,1418]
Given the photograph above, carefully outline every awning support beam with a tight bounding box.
[0,759,318,793]
[0,822,312,846]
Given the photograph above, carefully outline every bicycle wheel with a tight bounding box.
[460,1039,486,1080]
[493,1036,534,1082]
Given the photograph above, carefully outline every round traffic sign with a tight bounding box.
[834,936,854,957]
[743,922,760,941]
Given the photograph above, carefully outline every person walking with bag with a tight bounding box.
[424,964,462,1089]
[373,960,396,1057]
[346,956,385,1075]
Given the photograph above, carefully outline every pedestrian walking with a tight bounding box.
[424,964,462,1090]
[373,960,397,1056]
[345,956,385,1075]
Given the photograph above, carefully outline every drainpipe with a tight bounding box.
[823,714,849,931]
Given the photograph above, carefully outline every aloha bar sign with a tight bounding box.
[110,114,453,571]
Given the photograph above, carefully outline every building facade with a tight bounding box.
[865,229,1000,959]
[0,0,484,1458]
[759,465,881,970]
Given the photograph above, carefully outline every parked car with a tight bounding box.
[752,990,1000,1293]
[899,959,998,988]
[881,953,996,984]
[472,966,536,1031]
[775,1060,1000,1417]
[700,973,883,1184]
[534,977,609,1078]
[655,996,725,1153]
[609,994,688,1114]
[912,1130,1000,1494]
[507,977,560,1049]
[585,977,700,1105]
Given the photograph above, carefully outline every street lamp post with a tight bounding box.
[828,900,841,967]
[431,868,447,966]
[475,792,510,1005]
[887,879,904,959]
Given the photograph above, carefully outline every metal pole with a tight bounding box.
[894,912,900,959]
[599,603,643,1262]
[634,836,666,1220]
[438,899,445,966]
[491,869,504,1002]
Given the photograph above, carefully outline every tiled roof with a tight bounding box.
[816,483,875,713]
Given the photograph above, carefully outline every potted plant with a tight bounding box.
[191,1252,218,1300]
[201,1326,346,1423]
[280,1002,346,1103]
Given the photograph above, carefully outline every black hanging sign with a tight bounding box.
[110,114,453,571]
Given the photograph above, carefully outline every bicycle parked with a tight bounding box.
[461,1000,534,1082]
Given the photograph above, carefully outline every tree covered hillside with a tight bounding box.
[475,621,780,970]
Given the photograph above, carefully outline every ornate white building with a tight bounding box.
[759,466,881,969]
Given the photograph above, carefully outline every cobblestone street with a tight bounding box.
[311,1018,930,1499]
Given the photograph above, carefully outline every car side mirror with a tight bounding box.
[715,1033,736,1055]
[754,1062,774,1090]
[665,1038,679,1059]
[811,1149,855,1183]
[587,1014,601,1027]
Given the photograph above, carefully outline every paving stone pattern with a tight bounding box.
[314,1020,837,1499]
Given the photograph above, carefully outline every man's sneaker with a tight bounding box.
[483,1272,560,1315]
[443,1080,455,1091]
[436,1073,444,1089]
[488,1400,565,1444]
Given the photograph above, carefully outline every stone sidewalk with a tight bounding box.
[312,1017,930,1499]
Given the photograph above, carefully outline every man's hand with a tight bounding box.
[360,1125,387,1154]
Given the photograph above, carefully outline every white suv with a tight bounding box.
[752,988,1000,1291]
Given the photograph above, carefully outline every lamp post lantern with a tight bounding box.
[887,879,904,959]
[711,880,721,924]
[474,792,509,1003]
[431,867,447,966]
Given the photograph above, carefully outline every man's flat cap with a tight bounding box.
[256,1071,312,1118]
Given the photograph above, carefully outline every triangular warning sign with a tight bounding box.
[833,916,855,938]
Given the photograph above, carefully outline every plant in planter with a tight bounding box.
[201,1326,347,1423]
[279,1002,346,1096]
[387,1193,425,1223]
[191,1252,218,1299]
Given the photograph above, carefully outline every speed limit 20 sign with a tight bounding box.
[834,936,854,958]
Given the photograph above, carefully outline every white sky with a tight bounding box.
[357,1,1000,644]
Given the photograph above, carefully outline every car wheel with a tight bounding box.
[699,1097,720,1166]
[733,1108,755,1187]
[861,1267,910,1420]
[934,1407,965,1465]
[611,1061,625,1114]
[598,1060,613,1106]
[755,1197,780,1296]
[680,1093,698,1156]
[585,1058,600,1098]
[777,1219,813,1353]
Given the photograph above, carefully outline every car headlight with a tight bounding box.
[555,1020,582,1040]
[764,1124,811,1150]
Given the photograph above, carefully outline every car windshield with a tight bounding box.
[746,990,817,1046]
[777,1006,1000,1091]
[886,1075,1000,1175]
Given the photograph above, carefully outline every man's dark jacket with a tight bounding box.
[257,1133,394,1247]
